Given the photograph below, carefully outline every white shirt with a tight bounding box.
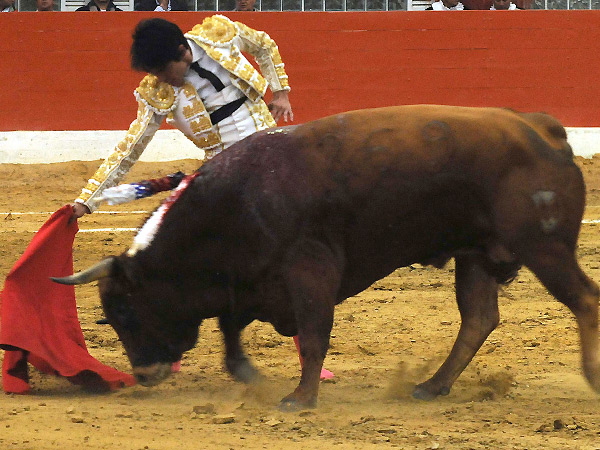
[165,39,268,150]
[186,40,240,112]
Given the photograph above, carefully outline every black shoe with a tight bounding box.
[96,317,110,325]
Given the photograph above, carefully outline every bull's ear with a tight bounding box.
[51,257,116,285]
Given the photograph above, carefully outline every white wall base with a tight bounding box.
[0,128,598,164]
[564,128,600,159]
[0,130,201,164]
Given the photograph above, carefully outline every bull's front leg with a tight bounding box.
[413,253,500,400]
[280,240,341,411]
[219,313,260,383]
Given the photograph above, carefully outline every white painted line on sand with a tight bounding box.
[78,228,139,233]
[1,211,150,215]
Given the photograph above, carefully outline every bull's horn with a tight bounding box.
[51,257,115,285]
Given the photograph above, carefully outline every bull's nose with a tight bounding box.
[133,363,171,386]
[135,373,149,385]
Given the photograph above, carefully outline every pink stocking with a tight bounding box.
[292,336,334,380]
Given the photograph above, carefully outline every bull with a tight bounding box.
[53,105,600,410]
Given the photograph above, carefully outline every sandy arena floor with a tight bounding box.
[0,156,599,450]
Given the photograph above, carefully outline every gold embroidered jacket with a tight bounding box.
[76,15,290,212]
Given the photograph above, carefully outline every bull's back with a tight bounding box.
[171,105,583,290]
[208,105,575,203]
[293,105,574,185]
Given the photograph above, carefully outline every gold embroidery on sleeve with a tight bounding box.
[77,102,157,209]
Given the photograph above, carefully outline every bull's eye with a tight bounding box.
[111,303,140,332]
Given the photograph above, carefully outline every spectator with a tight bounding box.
[36,0,54,10]
[460,0,491,8]
[490,0,517,8]
[234,0,256,10]
[135,0,188,10]
[1,0,15,11]
[426,0,465,9]
[76,0,122,10]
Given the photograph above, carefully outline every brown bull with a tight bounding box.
[54,105,600,410]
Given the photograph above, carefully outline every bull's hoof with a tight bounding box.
[278,395,317,412]
[583,363,600,393]
[225,356,261,384]
[412,383,450,401]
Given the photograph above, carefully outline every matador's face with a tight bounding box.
[151,46,193,87]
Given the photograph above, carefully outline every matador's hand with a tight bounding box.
[71,202,90,220]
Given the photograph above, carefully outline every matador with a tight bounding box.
[73,15,292,215]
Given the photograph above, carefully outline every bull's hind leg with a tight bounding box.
[219,313,260,383]
[279,239,342,411]
[523,242,600,393]
[413,253,500,400]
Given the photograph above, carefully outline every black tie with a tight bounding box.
[190,62,225,92]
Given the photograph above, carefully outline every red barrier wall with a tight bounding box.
[1,11,600,131]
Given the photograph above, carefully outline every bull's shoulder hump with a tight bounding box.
[510,110,574,163]
[516,111,568,141]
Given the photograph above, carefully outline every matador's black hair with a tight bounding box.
[130,18,190,73]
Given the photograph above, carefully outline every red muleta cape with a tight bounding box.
[0,206,136,393]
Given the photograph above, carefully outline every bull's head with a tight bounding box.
[52,257,199,386]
